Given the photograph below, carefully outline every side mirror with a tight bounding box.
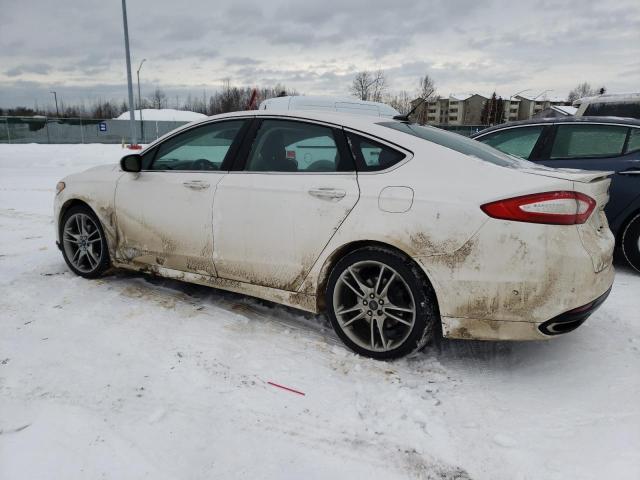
[120,154,142,172]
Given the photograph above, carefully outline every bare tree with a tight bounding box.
[350,70,387,102]
[149,87,167,109]
[370,69,387,102]
[417,74,436,100]
[386,91,412,115]
[567,82,595,103]
[415,74,437,124]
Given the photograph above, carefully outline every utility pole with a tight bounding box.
[50,91,59,117]
[137,58,146,142]
[509,88,531,121]
[121,0,137,146]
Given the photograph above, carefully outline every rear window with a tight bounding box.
[378,122,534,169]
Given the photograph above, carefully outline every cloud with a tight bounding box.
[225,56,262,66]
[0,0,638,106]
[5,63,52,77]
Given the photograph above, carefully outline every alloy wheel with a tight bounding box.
[332,260,416,352]
[62,212,104,273]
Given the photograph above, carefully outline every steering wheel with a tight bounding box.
[306,159,334,172]
[192,159,215,171]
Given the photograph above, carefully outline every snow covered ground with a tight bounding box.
[1,144,639,480]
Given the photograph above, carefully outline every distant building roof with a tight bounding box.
[449,93,474,101]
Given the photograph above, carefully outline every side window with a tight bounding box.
[626,128,640,154]
[148,120,246,171]
[550,124,628,159]
[346,133,405,171]
[584,102,640,118]
[245,120,350,172]
[478,126,545,159]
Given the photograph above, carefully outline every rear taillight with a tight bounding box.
[481,191,596,225]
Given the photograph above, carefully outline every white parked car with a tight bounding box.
[259,95,400,118]
[54,111,615,359]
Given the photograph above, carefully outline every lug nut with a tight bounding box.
[370,294,374,299]
[363,300,368,305]
[377,310,382,315]
[379,300,384,305]
[367,311,372,316]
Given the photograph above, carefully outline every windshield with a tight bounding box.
[377,121,539,169]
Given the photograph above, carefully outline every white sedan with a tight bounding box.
[54,111,615,359]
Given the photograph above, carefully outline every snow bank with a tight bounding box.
[115,108,206,121]
[0,144,639,480]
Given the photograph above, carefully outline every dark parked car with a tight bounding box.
[472,116,640,272]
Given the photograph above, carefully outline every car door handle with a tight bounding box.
[308,187,347,200]
[618,169,640,175]
[183,180,210,190]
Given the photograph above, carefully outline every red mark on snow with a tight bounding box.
[267,381,305,396]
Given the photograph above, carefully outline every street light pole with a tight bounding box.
[509,88,530,121]
[136,58,146,143]
[534,89,553,100]
[50,91,59,117]
[120,0,137,146]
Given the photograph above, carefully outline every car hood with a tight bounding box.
[81,163,120,174]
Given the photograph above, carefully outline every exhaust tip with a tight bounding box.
[538,288,611,336]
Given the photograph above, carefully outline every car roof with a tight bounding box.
[183,109,401,132]
[142,109,410,152]
[471,116,640,137]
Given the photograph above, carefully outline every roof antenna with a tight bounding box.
[393,97,426,122]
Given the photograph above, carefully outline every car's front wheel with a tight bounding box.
[622,213,640,273]
[60,205,110,278]
[326,247,438,359]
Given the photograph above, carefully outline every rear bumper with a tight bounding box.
[442,284,613,341]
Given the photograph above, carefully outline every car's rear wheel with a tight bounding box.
[621,213,640,273]
[60,205,110,278]
[325,247,438,359]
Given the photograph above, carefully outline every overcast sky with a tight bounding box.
[1,0,639,108]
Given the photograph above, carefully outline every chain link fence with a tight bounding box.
[0,117,188,144]
[0,116,486,144]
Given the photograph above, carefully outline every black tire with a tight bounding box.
[60,205,111,279]
[325,246,439,360]
[621,213,640,273]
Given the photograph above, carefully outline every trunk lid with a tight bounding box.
[572,174,615,273]
[520,166,613,184]
[522,165,615,272]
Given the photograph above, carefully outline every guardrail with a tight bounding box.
[0,117,188,144]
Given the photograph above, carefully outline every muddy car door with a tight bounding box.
[114,119,250,274]
[212,118,359,291]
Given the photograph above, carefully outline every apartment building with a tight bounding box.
[420,93,487,125]
[515,94,566,120]
[412,92,567,126]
